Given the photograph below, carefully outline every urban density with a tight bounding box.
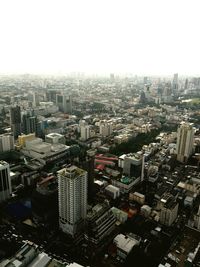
[0,73,199,267]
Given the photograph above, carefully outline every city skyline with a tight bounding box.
[0,0,200,75]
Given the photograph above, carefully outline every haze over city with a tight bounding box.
[0,0,200,75]
[0,1,200,267]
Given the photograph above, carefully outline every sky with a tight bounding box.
[0,0,200,76]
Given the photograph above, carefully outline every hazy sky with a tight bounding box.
[0,0,200,75]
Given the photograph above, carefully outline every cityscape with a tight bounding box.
[0,73,199,267]
[0,0,200,267]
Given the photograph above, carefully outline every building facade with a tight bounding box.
[10,106,21,139]
[58,166,87,237]
[176,123,194,163]
[0,134,14,152]
[0,161,12,203]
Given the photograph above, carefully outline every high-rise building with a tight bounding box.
[0,161,11,203]
[10,106,21,139]
[176,123,195,163]
[172,73,178,91]
[85,202,116,245]
[184,78,189,90]
[63,95,72,114]
[57,165,87,237]
[56,94,72,114]
[81,149,95,202]
[22,114,37,135]
[80,125,91,141]
[159,194,179,226]
[32,92,40,107]
[99,121,113,137]
[0,134,14,152]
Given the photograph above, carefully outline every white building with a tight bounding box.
[0,134,14,152]
[129,192,145,204]
[0,161,12,203]
[114,233,141,259]
[21,138,70,165]
[57,166,87,237]
[105,185,120,199]
[176,123,195,163]
[80,125,91,141]
[159,195,179,226]
[99,121,113,137]
[45,133,65,144]
[111,207,128,223]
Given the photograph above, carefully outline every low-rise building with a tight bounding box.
[111,207,128,224]
[105,184,120,199]
[21,138,70,165]
[112,176,140,193]
[85,202,116,245]
[113,233,141,259]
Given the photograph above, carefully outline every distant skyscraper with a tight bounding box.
[57,165,87,237]
[184,78,189,90]
[63,95,72,114]
[56,94,72,114]
[110,73,115,80]
[176,123,195,163]
[0,161,11,203]
[10,106,21,139]
[143,76,148,84]
[32,92,40,107]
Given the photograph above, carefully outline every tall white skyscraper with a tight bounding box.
[58,165,87,237]
[0,161,12,203]
[176,123,195,163]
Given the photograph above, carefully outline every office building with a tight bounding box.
[99,121,113,137]
[56,94,72,114]
[0,134,14,152]
[32,92,40,107]
[45,133,65,144]
[185,78,189,90]
[10,106,21,139]
[159,194,179,226]
[176,122,194,163]
[172,73,178,91]
[80,125,91,141]
[114,233,141,259]
[57,166,87,237]
[22,114,37,135]
[18,133,36,147]
[123,153,142,177]
[0,161,11,203]
[21,138,70,165]
[85,202,116,245]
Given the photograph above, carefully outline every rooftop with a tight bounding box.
[114,233,140,254]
